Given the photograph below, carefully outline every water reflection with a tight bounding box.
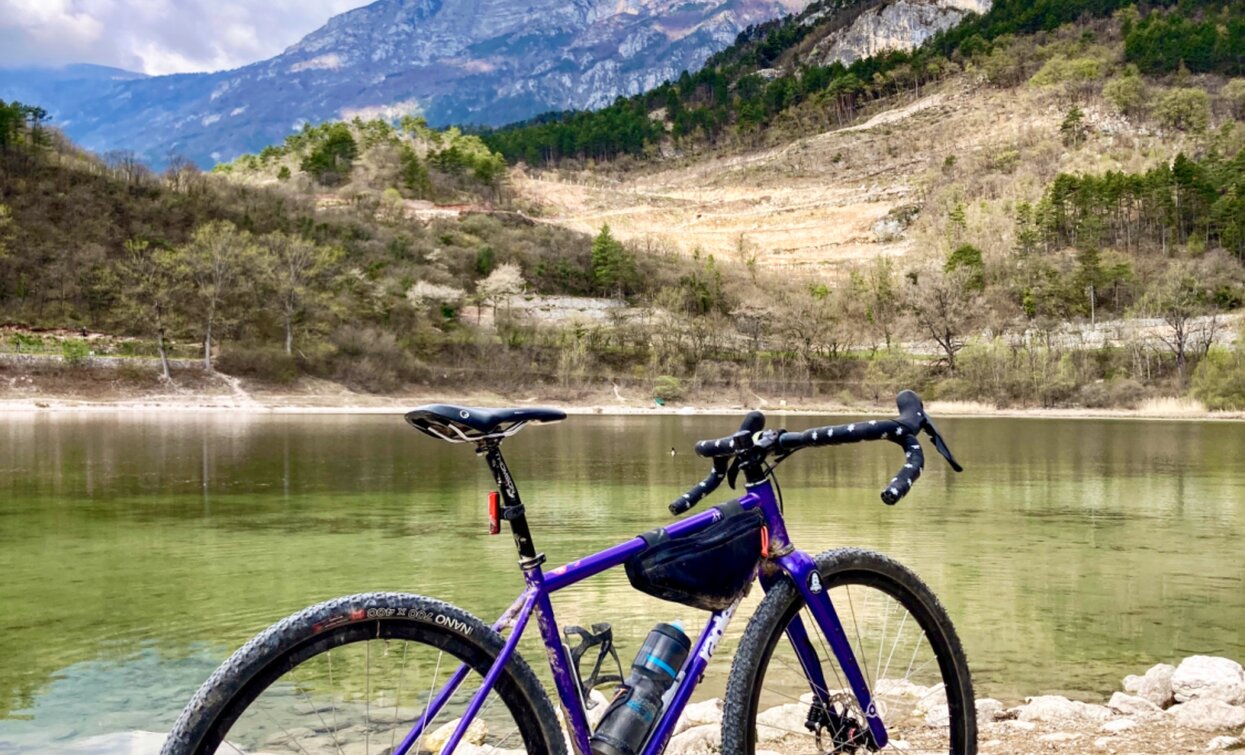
[0,412,1242,750]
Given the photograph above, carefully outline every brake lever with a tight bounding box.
[726,456,741,489]
[921,417,963,472]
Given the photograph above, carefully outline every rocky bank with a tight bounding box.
[59,656,1245,753]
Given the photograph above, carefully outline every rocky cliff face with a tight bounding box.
[2,0,807,166]
[809,0,990,66]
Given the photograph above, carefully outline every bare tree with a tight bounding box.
[103,150,151,186]
[1140,262,1224,379]
[258,232,339,355]
[476,262,525,319]
[906,266,982,374]
[175,221,256,371]
[117,239,182,379]
[164,152,201,194]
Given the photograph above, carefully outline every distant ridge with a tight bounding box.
[0,0,809,167]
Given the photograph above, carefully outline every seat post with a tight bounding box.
[478,439,543,568]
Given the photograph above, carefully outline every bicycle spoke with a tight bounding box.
[391,640,410,754]
[844,584,875,691]
[415,650,444,755]
[365,638,371,755]
[880,610,910,685]
[271,659,344,755]
[328,649,342,753]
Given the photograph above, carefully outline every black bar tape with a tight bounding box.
[778,418,904,450]
[694,430,750,458]
[880,434,925,505]
[669,467,726,515]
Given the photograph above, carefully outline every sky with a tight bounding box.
[0,0,367,75]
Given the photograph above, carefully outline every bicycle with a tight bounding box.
[162,390,974,755]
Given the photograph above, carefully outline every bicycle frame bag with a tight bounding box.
[625,499,764,611]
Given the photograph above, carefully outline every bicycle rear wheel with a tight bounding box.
[161,592,565,755]
[723,549,975,754]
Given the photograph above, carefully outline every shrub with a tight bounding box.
[1190,347,1245,410]
[1076,378,1147,408]
[1155,88,1211,132]
[216,345,300,384]
[1104,72,1149,118]
[1029,56,1102,88]
[9,333,42,353]
[60,339,90,366]
[1224,79,1245,120]
[329,326,418,393]
[654,375,685,403]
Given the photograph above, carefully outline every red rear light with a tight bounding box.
[488,491,500,535]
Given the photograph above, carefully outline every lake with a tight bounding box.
[1,411,1243,752]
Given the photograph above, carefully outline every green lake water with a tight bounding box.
[1,412,1243,752]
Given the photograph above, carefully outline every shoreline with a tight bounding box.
[1,393,1243,421]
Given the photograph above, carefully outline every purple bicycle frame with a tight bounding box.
[393,477,888,755]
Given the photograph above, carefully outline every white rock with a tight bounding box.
[1170,699,1245,732]
[756,703,807,743]
[1002,719,1036,731]
[924,703,950,726]
[673,697,723,736]
[1125,662,1177,708]
[975,697,1004,720]
[1173,657,1245,705]
[875,677,934,700]
[424,717,488,752]
[1094,735,1116,749]
[1206,734,1242,750]
[1038,731,1080,742]
[665,723,720,755]
[1101,717,1138,733]
[1108,691,1164,718]
[1015,695,1113,723]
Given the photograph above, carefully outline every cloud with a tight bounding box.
[0,0,366,74]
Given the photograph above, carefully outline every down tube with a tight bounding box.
[776,549,889,749]
[641,604,738,755]
[393,590,538,755]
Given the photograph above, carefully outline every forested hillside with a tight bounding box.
[483,0,1245,163]
[0,103,707,393]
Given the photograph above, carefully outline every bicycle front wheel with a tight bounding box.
[161,592,565,755]
[723,549,976,754]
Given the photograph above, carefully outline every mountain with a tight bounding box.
[0,65,148,121]
[804,0,990,65]
[0,0,810,167]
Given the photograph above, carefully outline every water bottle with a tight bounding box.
[590,622,690,755]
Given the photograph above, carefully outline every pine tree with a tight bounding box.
[591,224,636,298]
